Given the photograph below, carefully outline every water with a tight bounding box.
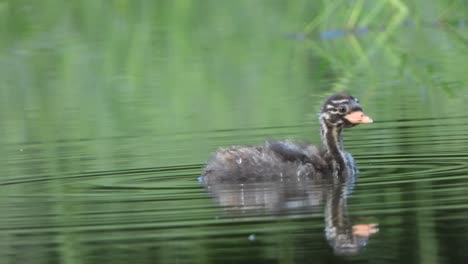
[2,1,468,263]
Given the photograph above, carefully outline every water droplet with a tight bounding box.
[197,176,204,183]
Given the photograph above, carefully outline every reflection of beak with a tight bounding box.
[353,223,379,237]
[344,111,373,124]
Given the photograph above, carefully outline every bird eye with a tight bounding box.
[337,105,348,113]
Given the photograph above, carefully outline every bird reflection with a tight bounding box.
[201,174,378,256]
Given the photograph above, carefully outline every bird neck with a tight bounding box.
[320,117,348,176]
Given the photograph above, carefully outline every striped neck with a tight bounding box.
[320,116,348,177]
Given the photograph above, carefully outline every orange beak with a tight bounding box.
[344,111,373,124]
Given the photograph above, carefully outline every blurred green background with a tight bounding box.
[1,0,468,263]
[2,0,467,169]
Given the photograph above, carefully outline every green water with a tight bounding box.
[2,0,468,263]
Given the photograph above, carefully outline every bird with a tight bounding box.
[201,93,373,185]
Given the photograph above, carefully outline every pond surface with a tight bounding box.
[2,1,468,263]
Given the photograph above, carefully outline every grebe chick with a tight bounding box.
[201,93,373,185]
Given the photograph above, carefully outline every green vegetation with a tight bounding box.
[1,0,468,263]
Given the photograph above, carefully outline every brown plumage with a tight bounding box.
[201,93,373,185]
